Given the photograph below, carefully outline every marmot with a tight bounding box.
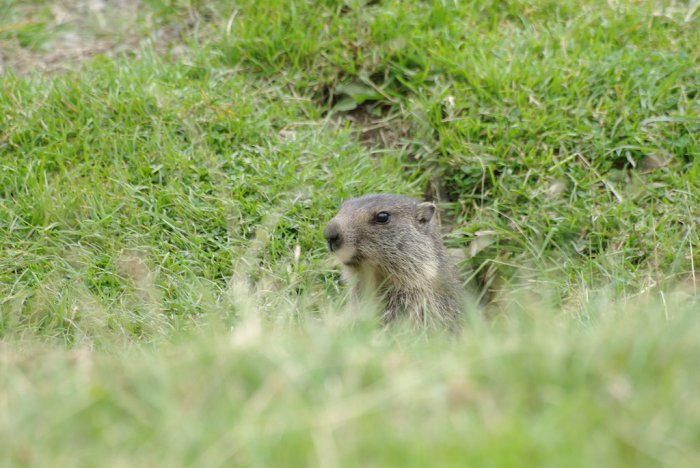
[323,194,464,329]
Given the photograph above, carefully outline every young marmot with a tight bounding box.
[323,194,464,329]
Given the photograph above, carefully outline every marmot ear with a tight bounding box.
[415,202,436,224]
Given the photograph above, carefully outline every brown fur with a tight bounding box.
[324,194,463,329]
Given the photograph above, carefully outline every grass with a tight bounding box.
[0,0,699,465]
[3,298,700,466]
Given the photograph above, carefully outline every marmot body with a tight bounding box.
[323,194,463,329]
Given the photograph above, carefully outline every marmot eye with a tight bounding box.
[374,212,390,224]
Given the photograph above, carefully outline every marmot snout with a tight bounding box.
[324,194,464,329]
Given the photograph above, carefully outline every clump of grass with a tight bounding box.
[0,54,421,341]
[408,1,700,298]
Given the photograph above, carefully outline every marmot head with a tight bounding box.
[323,194,441,274]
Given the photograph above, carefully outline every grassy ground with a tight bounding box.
[1,0,699,466]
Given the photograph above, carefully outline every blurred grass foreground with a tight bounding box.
[1,0,699,466]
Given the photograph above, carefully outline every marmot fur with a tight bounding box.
[323,194,463,329]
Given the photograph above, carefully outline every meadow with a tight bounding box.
[1,0,699,465]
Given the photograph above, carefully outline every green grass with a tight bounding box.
[3,298,700,466]
[0,0,699,465]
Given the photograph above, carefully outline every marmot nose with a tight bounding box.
[323,223,343,252]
